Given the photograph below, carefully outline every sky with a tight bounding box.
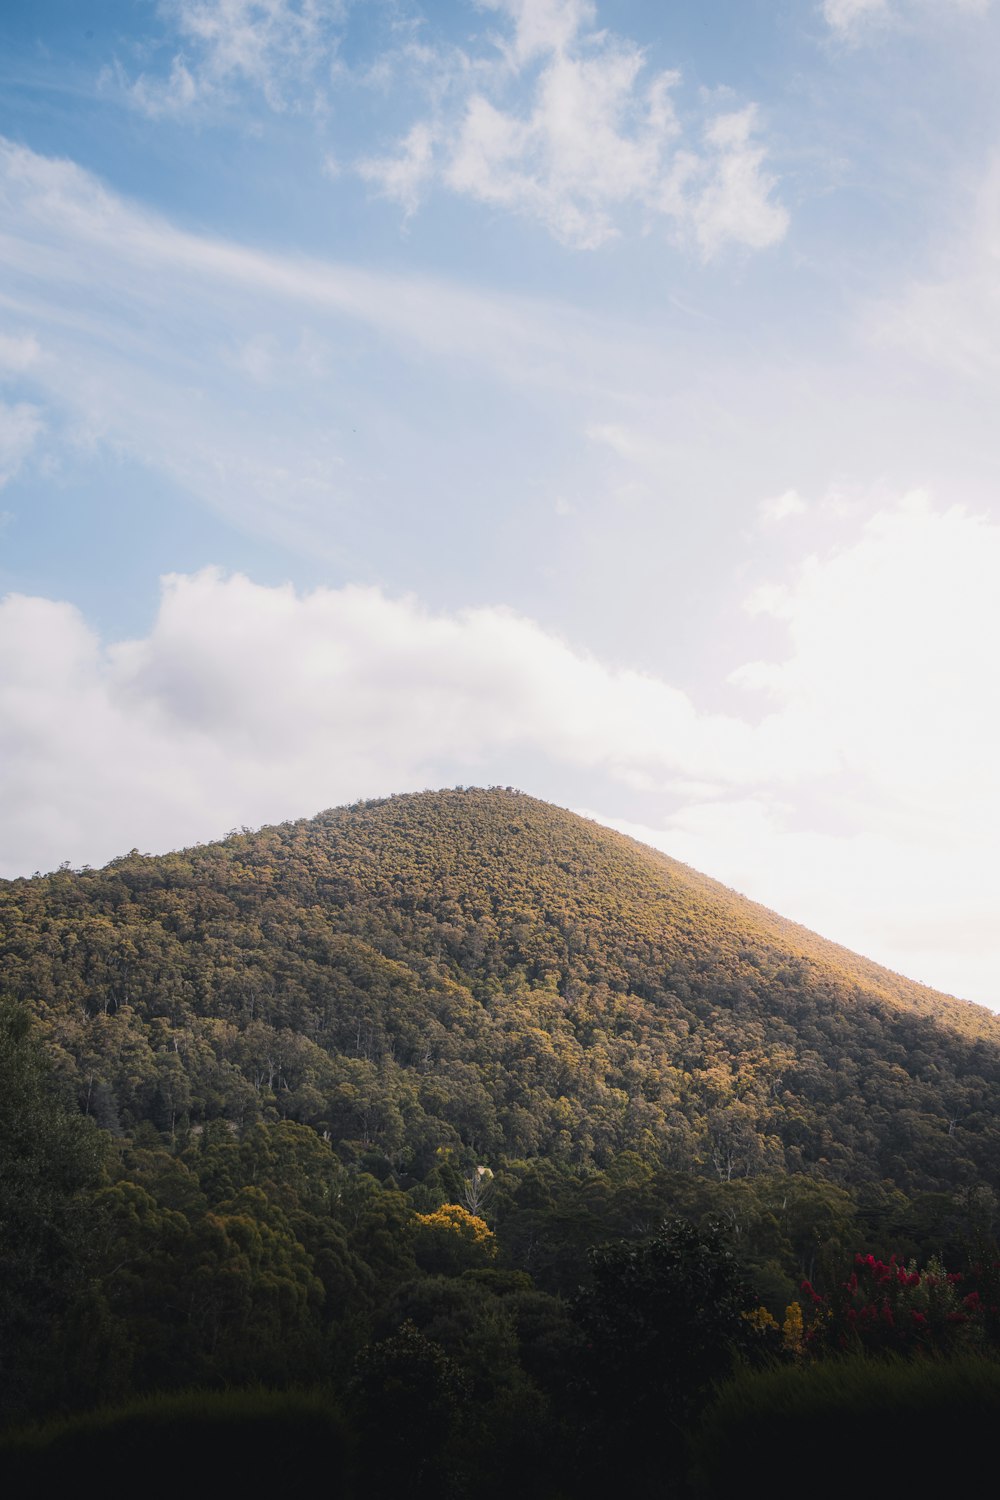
[1,0,999,1008]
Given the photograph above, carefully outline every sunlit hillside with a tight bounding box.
[4,786,998,1193]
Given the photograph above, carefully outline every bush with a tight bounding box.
[0,1389,350,1486]
[691,1355,1000,1495]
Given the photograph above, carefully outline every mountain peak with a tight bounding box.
[3,785,999,1192]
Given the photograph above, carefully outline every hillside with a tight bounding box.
[3,786,999,1194]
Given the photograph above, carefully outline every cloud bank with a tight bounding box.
[3,492,999,1005]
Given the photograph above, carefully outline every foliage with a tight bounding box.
[805,1249,994,1357]
[571,1217,769,1486]
[413,1203,496,1275]
[0,1003,107,1420]
[5,789,1000,1481]
[350,1320,470,1493]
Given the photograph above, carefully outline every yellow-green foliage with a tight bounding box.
[743,1305,778,1335]
[782,1299,805,1358]
[415,1204,495,1246]
[413,1203,496,1275]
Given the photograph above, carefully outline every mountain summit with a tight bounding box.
[3,787,998,1191]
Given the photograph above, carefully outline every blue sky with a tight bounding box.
[2,0,1000,1007]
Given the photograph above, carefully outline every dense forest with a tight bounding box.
[4,788,1000,1490]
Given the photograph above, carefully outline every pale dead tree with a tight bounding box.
[461,1165,495,1217]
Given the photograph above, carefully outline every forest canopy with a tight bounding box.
[4,788,1000,1490]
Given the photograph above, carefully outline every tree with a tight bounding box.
[0,1002,106,1421]
[461,1164,495,1217]
[572,1218,758,1482]
[351,1320,470,1493]
[413,1203,497,1276]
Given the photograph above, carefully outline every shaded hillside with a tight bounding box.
[2,787,999,1192]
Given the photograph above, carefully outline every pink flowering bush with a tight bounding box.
[804,1252,996,1357]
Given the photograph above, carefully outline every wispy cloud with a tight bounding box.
[0,400,42,488]
[821,0,892,35]
[0,137,665,550]
[822,0,992,41]
[358,121,437,217]
[758,488,807,524]
[112,0,347,117]
[874,153,1000,374]
[0,137,663,382]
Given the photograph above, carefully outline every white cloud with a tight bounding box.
[358,122,438,217]
[481,0,596,65]
[732,494,1000,805]
[5,494,1000,1008]
[684,107,789,260]
[362,3,787,256]
[105,0,787,257]
[0,567,758,877]
[441,47,678,249]
[123,55,200,118]
[758,488,807,523]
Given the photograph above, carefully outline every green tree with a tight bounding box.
[351,1320,470,1494]
[0,1002,106,1422]
[573,1218,759,1483]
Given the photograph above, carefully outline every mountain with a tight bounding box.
[3,786,999,1193]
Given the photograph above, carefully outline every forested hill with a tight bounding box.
[3,786,999,1192]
